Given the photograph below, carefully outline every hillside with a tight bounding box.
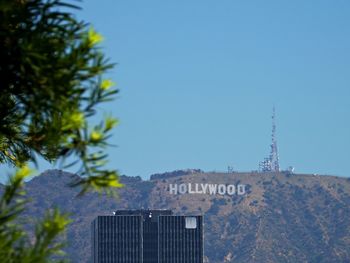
[9,169,350,262]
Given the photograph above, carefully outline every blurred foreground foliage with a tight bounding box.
[0,0,122,261]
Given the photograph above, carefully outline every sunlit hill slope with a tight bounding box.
[4,169,350,263]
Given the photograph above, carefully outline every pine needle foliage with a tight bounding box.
[0,0,122,261]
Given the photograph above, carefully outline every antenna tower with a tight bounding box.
[259,107,280,172]
[269,107,280,172]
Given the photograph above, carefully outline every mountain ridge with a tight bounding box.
[5,169,350,262]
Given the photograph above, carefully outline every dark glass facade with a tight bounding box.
[92,210,203,263]
[159,216,203,263]
[91,215,142,263]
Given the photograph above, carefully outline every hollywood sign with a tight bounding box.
[169,183,246,196]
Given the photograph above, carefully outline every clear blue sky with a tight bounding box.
[8,0,350,181]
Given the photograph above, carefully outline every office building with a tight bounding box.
[92,209,203,263]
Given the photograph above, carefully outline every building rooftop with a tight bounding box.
[113,209,173,219]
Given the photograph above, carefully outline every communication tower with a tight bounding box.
[270,107,280,171]
[259,107,280,172]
